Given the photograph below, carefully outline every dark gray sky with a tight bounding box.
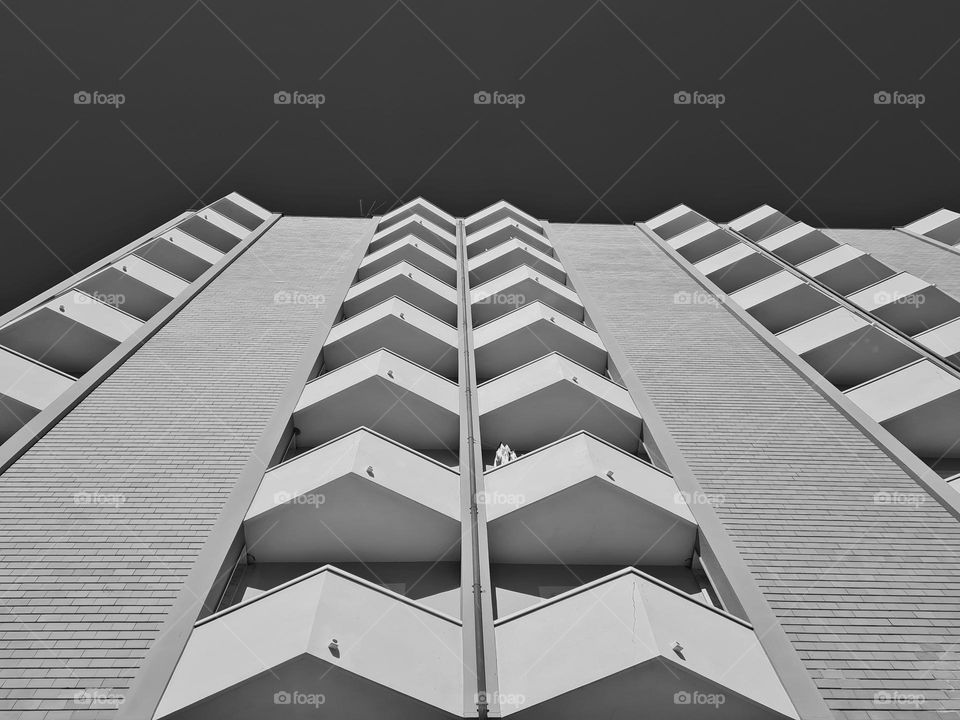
[2,0,959,311]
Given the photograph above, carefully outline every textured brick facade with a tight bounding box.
[552,223,960,719]
[0,217,371,717]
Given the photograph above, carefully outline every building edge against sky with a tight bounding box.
[0,195,958,718]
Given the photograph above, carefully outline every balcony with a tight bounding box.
[368,215,457,258]
[667,223,740,264]
[294,349,459,453]
[730,272,837,334]
[466,217,553,259]
[180,210,249,252]
[359,236,457,286]
[473,301,606,382]
[494,568,798,719]
[245,428,459,562]
[484,432,695,565]
[777,308,920,390]
[465,200,543,237]
[377,198,457,235]
[847,273,960,337]
[0,289,142,377]
[133,233,219,282]
[694,243,780,294]
[0,348,74,441]
[74,259,182,322]
[156,566,462,719]
[471,266,583,326]
[757,223,839,265]
[915,318,960,365]
[729,204,795,242]
[795,244,896,296]
[646,205,708,241]
[904,208,960,246]
[469,238,565,286]
[208,193,271,231]
[323,297,458,379]
[478,353,642,455]
[343,261,457,324]
[845,359,960,459]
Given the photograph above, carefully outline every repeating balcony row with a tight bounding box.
[158,560,794,719]
[903,207,960,247]
[0,193,269,444]
[648,205,960,474]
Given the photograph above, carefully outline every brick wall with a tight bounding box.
[553,223,960,719]
[0,217,371,717]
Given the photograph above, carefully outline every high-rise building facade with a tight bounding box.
[1,195,959,719]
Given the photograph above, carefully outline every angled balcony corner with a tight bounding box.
[178,210,248,253]
[323,296,459,379]
[465,200,544,237]
[795,244,896,296]
[245,428,460,563]
[756,223,838,265]
[645,205,708,241]
[468,238,566,286]
[471,266,582,327]
[776,307,920,390]
[483,432,695,565]
[473,301,606,381]
[695,242,780,294]
[730,271,838,334]
[494,569,797,719]
[478,353,642,455]
[0,289,142,378]
[343,261,458,325]
[133,234,216,282]
[155,567,463,720]
[208,193,272,231]
[728,205,795,242]
[915,317,960,366]
[903,208,960,246]
[845,359,960,462]
[667,223,740,264]
[846,273,960,337]
[377,198,457,236]
[359,236,458,286]
[0,348,74,442]
[465,217,553,259]
[368,215,457,258]
[294,348,459,456]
